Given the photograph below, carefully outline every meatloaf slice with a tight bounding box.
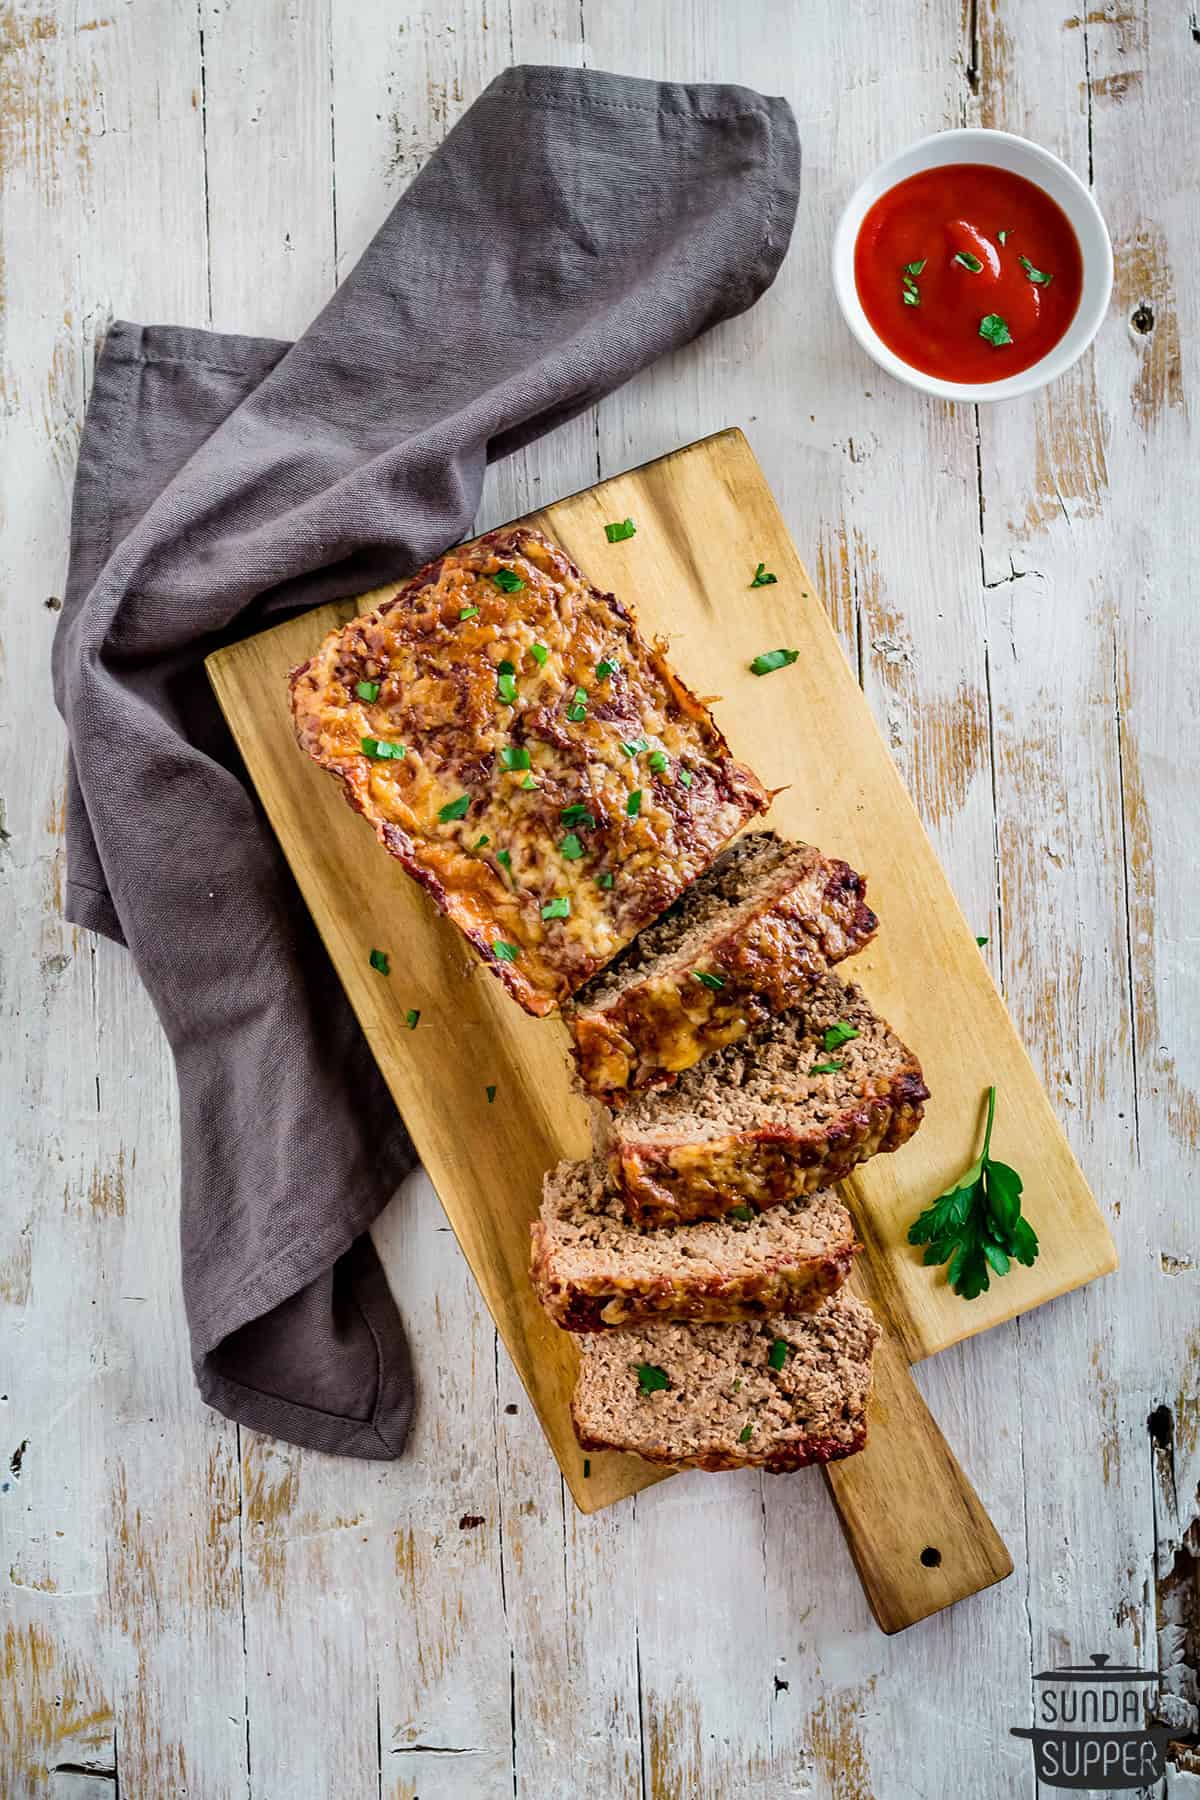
[532,1156,858,1330]
[571,1292,880,1471]
[289,525,768,1016]
[565,831,878,1102]
[604,975,928,1224]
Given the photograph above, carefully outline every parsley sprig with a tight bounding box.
[907,1086,1038,1299]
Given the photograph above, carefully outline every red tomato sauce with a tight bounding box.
[854,163,1084,382]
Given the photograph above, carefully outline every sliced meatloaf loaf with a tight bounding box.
[565,831,878,1102]
[532,1156,858,1330]
[290,525,767,1016]
[571,1292,880,1471]
[604,975,928,1224]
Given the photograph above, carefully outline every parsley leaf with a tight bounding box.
[595,871,614,889]
[626,790,642,817]
[473,835,490,850]
[907,1086,1038,1300]
[822,1022,859,1052]
[809,1060,843,1075]
[499,745,530,771]
[459,605,480,621]
[768,1338,789,1372]
[519,773,537,790]
[691,969,724,990]
[620,737,648,758]
[529,643,549,667]
[405,1008,420,1030]
[595,659,618,680]
[1019,255,1052,286]
[368,948,390,976]
[567,685,589,722]
[636,1362,670,1394]
[605,518,636,543]
[738,1423,754,1443]
[903,289,920,307]
[998,229,1009,245]
[491,568,525,593]
[679,768,693,789]
[976,935,989,947]
[727,1205,753,1222]
[496,849,511,869]
[361,737,405,760]
[954,250,984,272]
[904,259,927,276]
[541,897,570,921]
[979,313,1013,347]
[559,833,584,861]
[356,679,380,702]
[750,648,799,676]
[648,750,669,774]
[491,940,520,963]
[497,667,518,705]
[438,794,470,822]
[560,805,596,829]
[750,562,777,588]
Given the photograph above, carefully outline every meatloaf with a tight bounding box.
[532,1156,857,1330]
[289,525,768,1015]
[566,831,877,1101]
[571,1292,880,1471]
[604,975,929,1224]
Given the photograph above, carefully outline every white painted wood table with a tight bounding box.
[2,3,1197,1796]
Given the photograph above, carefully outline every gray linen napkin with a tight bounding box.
[51,65,799,1457]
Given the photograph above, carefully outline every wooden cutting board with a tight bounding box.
[208,428,1114,1630]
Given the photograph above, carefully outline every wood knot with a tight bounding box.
[1131,304,1155,335]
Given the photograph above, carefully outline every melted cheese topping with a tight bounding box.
[291,526,767,1013]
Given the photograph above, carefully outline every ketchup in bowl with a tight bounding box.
[853,163,1084,383]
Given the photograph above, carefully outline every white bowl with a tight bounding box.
[831,128,1113,403]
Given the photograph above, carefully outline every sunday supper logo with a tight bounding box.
[1010,1652,1174,1789]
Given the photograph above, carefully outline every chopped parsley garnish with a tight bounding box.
[541,897,571,921]
[1018,254,1052,286]
[491,568,525,593]
[492,940,520,962]
[496,661,518,705]
[620,737,648,758]
[368,948,390,976]
[750,562,777,588]
[903,288,920,308]
[768,1338,789,1372]
[976,935,989,947]
[750,648,799,676]
[626,789,642,817]
[954,250,984,273]
[356,679,380,702]
[560,804,595,829]
[559,833,584,861]
[496,849,512,869]
[904,259,927,276]
[902,266,921,306]
[605,518,636,543]
[405,1009,420,1030]
[595,871,614,889]
[679,768,693,789]
[473,834,490,850]
[529,642,549,667]
[738,1423,754,1443]
[997,229,1009,245]
[908,1085,1038,1299]
[438,794,470,822]
[822,1022,859,1052]
[691,969,724,990]
[519,773,537,790]
[810,1060,843,1075]
[595,659,618,680]
[361,737,405,760]
[979,313,1013,347]
[459,605,480,621]
[648,750,669,775]
[567,685,589,723]
[486,1084,496,1104]
[727,1205,753,1223]
[636,1362,670,1394]
[500,745,530,771]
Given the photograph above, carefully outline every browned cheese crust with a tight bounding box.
[604,977,929,1224]
[570,1293,880,1471]
[566,831,878,1100]
[531,1156,858,1330]
[289,526,768,1015]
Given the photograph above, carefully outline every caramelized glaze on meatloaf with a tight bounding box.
[566,832,878,1101]
[289,526,768,1015]
[604,975,929,1224]
[532,1157,857,1330]
[571,1292,880,1471]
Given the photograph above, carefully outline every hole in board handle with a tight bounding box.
[920,1545,942,1568]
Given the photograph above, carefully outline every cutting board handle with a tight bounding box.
[822,1311,1012,1633]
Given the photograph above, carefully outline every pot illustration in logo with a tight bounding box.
[1010,1652,1174,1790]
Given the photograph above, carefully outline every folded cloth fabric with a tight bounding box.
[51,64,800,1458]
